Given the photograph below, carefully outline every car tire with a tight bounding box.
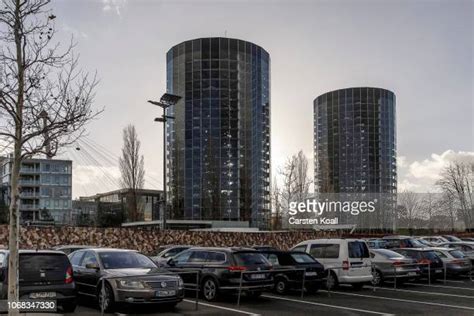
[326,271,339,290]
[351,283,364,291]
[61,302,77,313]
[274,278,288,295]
[98,281,115,313]
[372,269,383,286]
[202,277,219,302]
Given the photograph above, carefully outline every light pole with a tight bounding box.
[148,93,181,230]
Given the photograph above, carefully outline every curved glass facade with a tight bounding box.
[313,87,397,230]
[313,87,397,194]
[166,37,271,228]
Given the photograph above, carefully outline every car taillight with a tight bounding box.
[392,261,404,266]
[228,266,247,272]
[65,266,73,284]
[342,260,350,270]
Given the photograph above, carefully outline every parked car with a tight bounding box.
[442,235,462,242]
[0,250,77,313]
[419,236,449,245]
[165,247,273,301]
[370,249,420,286]
[460,237,474,242]
[259,251,324,294]
[393,248,444,280]
[416,239,435,247]
[150,245,192,267]
[53,245,94,255]
[430,247,472,276]
[69,248,184,312]
[291,239,373,290]
[382,236,427,249]
[366,239,388,249]
[439,242,474,264]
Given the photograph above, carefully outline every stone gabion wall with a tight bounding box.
[0,225,340,255]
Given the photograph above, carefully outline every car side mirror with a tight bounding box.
[167,258,175,266]
[85,263,99,270]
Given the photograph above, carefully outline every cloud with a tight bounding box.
[102,0,127,17]
[398,150,474,192]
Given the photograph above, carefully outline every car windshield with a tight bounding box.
[99,251,157,269]
[422,251,439,260]
[291,253,316,263]
[449,250,466,258]
[20,253,69,272]
[373,249,405,259]
[404,239,425,248]
[445,236,462,242]
[234,252,269,266]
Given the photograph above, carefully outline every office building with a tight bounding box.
[166,37,271,228]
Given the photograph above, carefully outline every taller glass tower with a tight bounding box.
[166,37,271,228]
[313,87,397,229]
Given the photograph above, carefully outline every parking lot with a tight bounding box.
[66,277,474,316]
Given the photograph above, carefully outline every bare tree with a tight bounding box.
[398,190,424,233]
[278,150,312,228]
[0,0,100,305]
[271,176,283,230]
[119,124,145,222]
[436,161,474,230]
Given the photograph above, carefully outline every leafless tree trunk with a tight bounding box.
[437,161,474,230]
[119,124,145,221]
[271,176,282,230]
[0,0,100,307]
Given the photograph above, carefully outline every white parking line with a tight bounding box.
[366,286,474,299]
[262,295,394,315]
[183,299,261,315]
[405,282,474,291]
[320,290,474,311]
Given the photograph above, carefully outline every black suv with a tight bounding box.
[393,248,444,280]
[0,250,77,313]
[166,247,273,301]
[259,251,325,294]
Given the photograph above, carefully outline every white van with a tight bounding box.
[291,239,373,289]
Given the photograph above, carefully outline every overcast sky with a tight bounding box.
[47,0,473,198]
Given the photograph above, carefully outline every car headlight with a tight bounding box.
[178,277,184,289]
[118,280,146,289]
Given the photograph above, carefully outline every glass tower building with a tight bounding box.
[166,37,271,228]
[313,87,397,228]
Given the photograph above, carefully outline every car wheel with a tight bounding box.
[202,278,219,302]
[275,278,288,294]
[351,283,364,291]
[372,269,383,286]
[61,302,77,313]
[98,282,115,313]
[326,272,339,290]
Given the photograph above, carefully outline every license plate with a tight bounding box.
[250,273,266,280]
[408,272,417,276]
[156,290,176,297]
[305,271,317,276]
[435,269,442,273]
[29,292,56,299]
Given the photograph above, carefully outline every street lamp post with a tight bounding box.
[148,93,181,230]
